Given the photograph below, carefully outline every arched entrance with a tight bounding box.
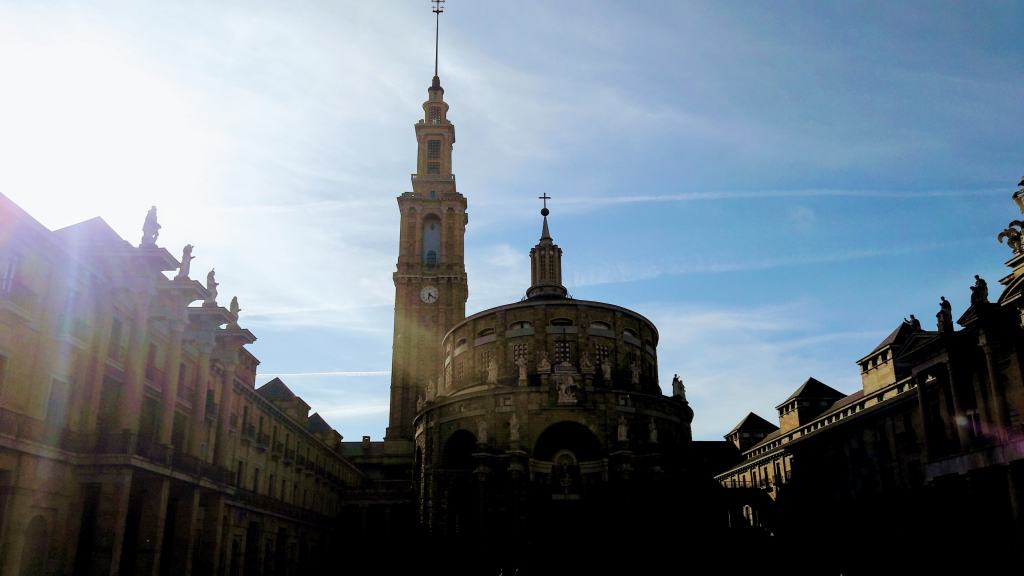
[438,429,477,538]
[531,421,604,546]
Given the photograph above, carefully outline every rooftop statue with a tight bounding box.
[140,206,160,247]
[204,269,219,306]
[175,244,194,280]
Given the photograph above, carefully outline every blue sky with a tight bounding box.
[1,1,1021,440]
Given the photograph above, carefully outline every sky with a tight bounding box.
[1,0,1022,441]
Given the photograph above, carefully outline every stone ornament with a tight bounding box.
[176,244,194,279]
[229,296,241,328]
[556,373,577,405]
[509,413,520,443]
[617,415,628,442]
[140,205,160,247]
[204,269,219,306]
[970,275,988,306]
[537,352,551,374]
[630,361,640,386]
[515,356,529,385]
[477,419,488,444]
[672,374,685,399]
[998,220,1024,254]
[937,296,953,333]
[486,356,498,384]
[648,418,658,444]
[602,361,612,383]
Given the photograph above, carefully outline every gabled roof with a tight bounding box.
[776,377,845,409]
[256,377,296,401]
[726,412,779,436]
[307,412,332,434]
[860,320,917,362]
[54,217,130,249]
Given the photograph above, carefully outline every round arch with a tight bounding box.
[441,428,477,470]
[533,420,603,462]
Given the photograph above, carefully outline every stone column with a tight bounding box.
[168,485,201,576]
[945,363,972,451]
[132,476,170,576]
[89,470,134,576]
[915,375,932,461]
[83,295,115,436]
[117,293,152,435]
[979,338,1010,442]
[157,318,186,448]
[214,362,238,469]
[188,341,215,459]
[197,494,226,576]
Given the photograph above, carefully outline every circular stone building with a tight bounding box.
[413,207,708,549]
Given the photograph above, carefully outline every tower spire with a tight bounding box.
[527,194,568,299]
[432,0,445,81]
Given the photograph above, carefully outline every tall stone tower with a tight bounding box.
[386,70,468,440]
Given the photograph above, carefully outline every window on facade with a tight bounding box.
[512,343,529,362]
[108,318,124,361]
[0,254,19,294]
[269,474,275,498]
[46,377,70,428]
[428,140,441,159]
[253,468,261,493]
[554,341,572,364]
[595,344,610,365]
[478,328,495,338]
[236,460,245,486]
[429,106,440,124]
[427,162,440,174]
[550,318,573,327]
[590,321,611,331]
[422,218,441,267]
[478,349,493,381]
[454,358,465,386]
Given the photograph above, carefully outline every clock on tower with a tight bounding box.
[385,65,468,441]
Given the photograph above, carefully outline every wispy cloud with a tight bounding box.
[569,238,987,288]
[557,187,1007,207]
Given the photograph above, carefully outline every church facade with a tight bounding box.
[366,69,722,551]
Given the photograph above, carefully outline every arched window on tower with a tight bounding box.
[423,216,441,268]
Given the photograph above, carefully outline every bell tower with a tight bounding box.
[387,0,468,440]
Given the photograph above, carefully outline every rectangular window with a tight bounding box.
[429,106,440,124]
[554,341,572,364]
[0,254,19,293]
[427,162,440,174]
[108,318,124,361]
[595,344,609,365]
[428,140,441,159]
[253,467,260,493]
[236,460,245,486]
[269,474,275,498]
[512,343,528,362]
[478,349,493,381]
[46,377,70,428]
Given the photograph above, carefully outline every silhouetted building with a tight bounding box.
[716,178,1024,563]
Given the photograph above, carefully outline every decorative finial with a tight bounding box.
[538,193,552,240]
[140,206,160,247]
[432,0,445,80]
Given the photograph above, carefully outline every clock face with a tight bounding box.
[420,286,439,304]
